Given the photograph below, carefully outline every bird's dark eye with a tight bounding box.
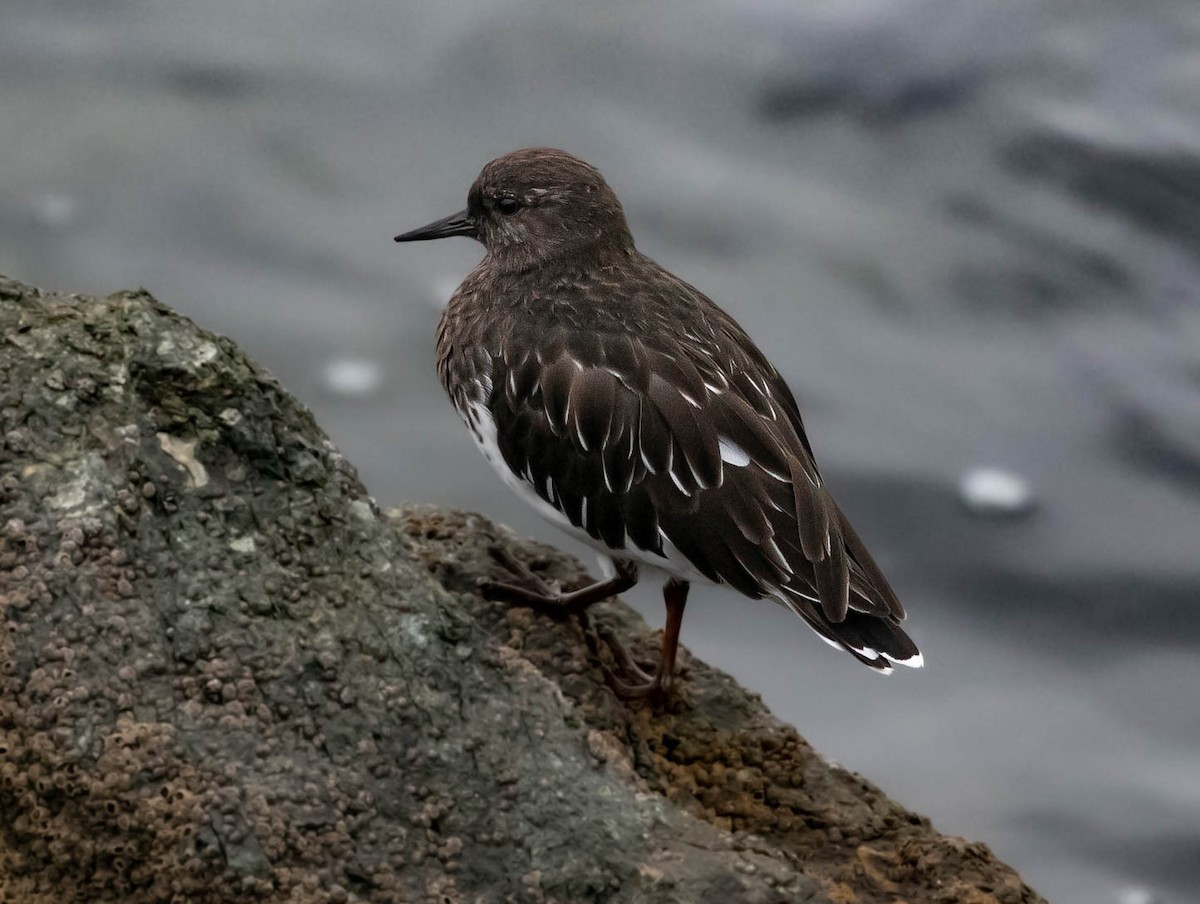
[496,196,521,216]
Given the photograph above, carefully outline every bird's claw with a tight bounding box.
[593,622,674,705]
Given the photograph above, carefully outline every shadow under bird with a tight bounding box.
[395,148,921,701]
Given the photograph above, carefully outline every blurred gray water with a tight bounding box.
[3,2,1199,901]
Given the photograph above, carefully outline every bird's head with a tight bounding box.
[395,148,633,270]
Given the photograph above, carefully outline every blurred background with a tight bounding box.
[2,2,1198,901]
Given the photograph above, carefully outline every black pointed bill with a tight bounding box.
[394,209,477,243]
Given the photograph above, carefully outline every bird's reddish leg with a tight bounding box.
[602,578,689,703]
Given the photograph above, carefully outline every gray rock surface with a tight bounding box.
[0,275,1042,903]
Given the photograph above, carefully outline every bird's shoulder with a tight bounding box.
[491,256,794,399]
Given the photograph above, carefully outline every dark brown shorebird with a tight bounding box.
[395,148,921,701]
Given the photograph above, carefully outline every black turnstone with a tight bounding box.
[395,147,921,700]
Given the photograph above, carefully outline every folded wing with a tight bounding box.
[485,322,916,670]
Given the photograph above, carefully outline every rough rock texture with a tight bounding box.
[0,275,1044,904]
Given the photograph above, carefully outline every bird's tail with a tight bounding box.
[781,589,923,675]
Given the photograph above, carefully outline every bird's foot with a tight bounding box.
[478,545,637,615]
[477,545,565,610]
[593,622,673,706]
[478,545,670,704]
